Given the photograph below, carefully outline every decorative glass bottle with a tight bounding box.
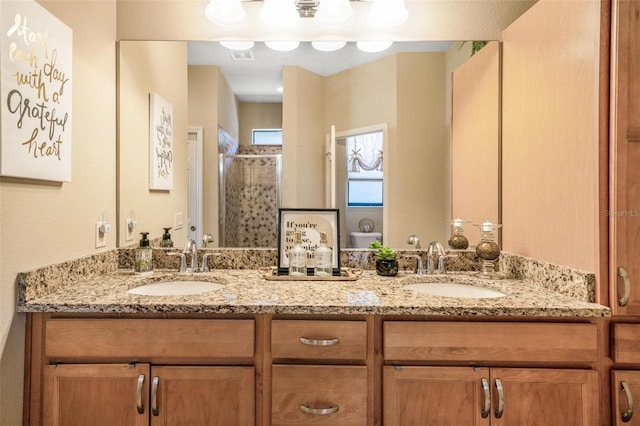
[135,232,153,273]
[288,231,308,277]
[447,218,469,249]
[314,231,333,277]
[473,221,503,279]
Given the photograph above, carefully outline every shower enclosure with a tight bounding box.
[218,153,282,247]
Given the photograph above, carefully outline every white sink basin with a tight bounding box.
[404,282,507,299]
[127,280,224,296]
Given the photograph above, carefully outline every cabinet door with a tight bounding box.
[611,0,640,314]
[490,368,599,426]
[383,366,490,426]
[42,363,149,426]
[612,370,640,425]
[150,366,254,426]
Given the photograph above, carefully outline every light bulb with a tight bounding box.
[204,0,246,26]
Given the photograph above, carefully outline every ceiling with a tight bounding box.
[187,40,454,102]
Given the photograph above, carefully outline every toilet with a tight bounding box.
[350,232,382,248]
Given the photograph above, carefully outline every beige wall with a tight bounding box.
[0,2,117,424]
[282,66,326,209]
[118,41,189,248]
[501,0,601,272]
[239,103,283,146]
[324,53,447,247]
[451,41,501,244]
[188,65,239,244]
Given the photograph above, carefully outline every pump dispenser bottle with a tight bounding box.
[288,231,308,277]
[135,232,153,273]
[159,227,173,248]
[314,231,333,276]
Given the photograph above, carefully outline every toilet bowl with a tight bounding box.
[350,232,382,248]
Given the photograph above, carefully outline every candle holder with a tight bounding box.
[447,218,469,249]
[473,221,503,279]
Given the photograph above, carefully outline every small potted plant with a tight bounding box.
[369,241,399,276]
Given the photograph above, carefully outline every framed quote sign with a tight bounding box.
[1,0,73,181]
[277,208,341,276]
[149,92,174,190]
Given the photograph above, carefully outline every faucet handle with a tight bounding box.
[201,252,221,272]
[438,254,458,274]
[401,254,424,275]
[168,252,187,272]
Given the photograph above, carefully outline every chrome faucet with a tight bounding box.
[426,241,446,274]
[407,234,421,250]
[183,239,199,272]
[402,254,424,275]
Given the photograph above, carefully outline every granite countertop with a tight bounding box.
[18,268,611,317]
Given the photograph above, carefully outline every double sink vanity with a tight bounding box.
[19,248,610,425]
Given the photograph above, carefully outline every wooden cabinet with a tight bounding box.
[612,370,640,425]
[27,316,256,426]
[610,0,640,314]
[42,364,254,426]
[384,366,599,426]
[383,321,601,425]
[43,363,149,426]
[269,319,370,425]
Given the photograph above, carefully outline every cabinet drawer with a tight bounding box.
[45,319,254,360]
[271,320,367,361]
[384,321,598,363]
[271,365,367,426]
[612,323,640,363]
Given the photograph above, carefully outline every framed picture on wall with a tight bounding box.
[149,92,174,190]
[277,208,341,276]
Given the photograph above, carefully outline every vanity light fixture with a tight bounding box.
[219,40,255,51]
[314,0,353,25]
[367,0,408,28]
[205,0,246,26]
[265,40,301,51]
[311,40,347,52]
[356,40,393,53]
[260,0,300,26]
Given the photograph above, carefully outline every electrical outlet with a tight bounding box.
[125,218,137,242]
[174,212,184,230]
[95,221,107,248]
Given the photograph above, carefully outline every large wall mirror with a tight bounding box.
[116,1,536,250]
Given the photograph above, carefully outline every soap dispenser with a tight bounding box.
[288,231,308,277]
[135,232,153,273]
[159,227,173,248]
[313,231,333,277]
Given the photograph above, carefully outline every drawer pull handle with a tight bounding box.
[494,378,504,418]
[481,378,490,418]
[621,381,634,422]
[619,267,631,307]
[136,374,145,414]
[299,404,340,415]
[151,376,160,416]
[299,337,340,346]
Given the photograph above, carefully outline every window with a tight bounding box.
[346,131,383,207]
[252,129,282,145]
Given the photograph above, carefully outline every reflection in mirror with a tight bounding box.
[117,40,487,249]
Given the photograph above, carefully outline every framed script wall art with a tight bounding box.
[0,0,73,182]
[149,92,174,190]
[277,208,341,276]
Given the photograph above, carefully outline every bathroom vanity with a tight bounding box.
[19,257,610,426]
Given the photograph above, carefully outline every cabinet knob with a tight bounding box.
[621,380,634,422]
